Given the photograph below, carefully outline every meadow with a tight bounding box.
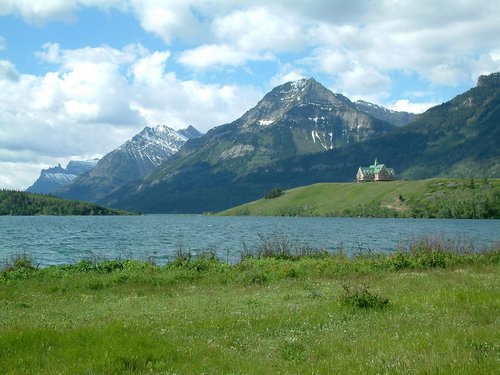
[219,178,500,218]
[1,237,499,374]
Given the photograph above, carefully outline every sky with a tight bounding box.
[0,0,499,190]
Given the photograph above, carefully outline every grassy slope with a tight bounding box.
[219,179,500,217]
[1,250,499,374]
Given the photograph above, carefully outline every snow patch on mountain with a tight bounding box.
[311,130,333,150]
[26,159,99,194]
[87,124,203,182]
[116,125,187,167]
[259,119,274,126]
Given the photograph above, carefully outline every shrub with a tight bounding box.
[339,284,389,309]
[1,252,38,280]
[256,233,292,259]
[264,187,284,199]
[252,234,328,260]
[2,252,35,271]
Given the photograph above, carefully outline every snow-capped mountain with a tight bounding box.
[89,125,191,181]
[58,125,202,202]
[169,77,396,167]
[354,100,417,127]
[237,78,395,149]
[26,159,99,194]
[100,78,397,212]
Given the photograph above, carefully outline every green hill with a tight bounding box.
[219,179,500,218]
[0,190,132,216]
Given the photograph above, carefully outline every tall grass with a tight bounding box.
[2,235,498,285]
[1,235,499,374]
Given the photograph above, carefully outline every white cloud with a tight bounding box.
[2,1,499,91]
[212,6,307,53]
[298,1,500,89]
[130,70,262,131]
[178,44,270,70]
[177,5,308,70]
[389,99,438,114]
[0,161,51,190]
[131,51,171,85]
[338,66,392,99]
[0,0,77,24]
[0,0,124,24]
[1,0,500,189]
[63,100,100,121]
[0,60,19,81]
[0,43,264,189]
[300,47,354,75]
[36,42,139,66]
[128,0,203,43]
[427,65,469,87]
[270,64,306,87]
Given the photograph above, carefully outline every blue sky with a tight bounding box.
[1,0,499,189]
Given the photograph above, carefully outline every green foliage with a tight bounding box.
[0,189,131,216]
[407,180,499,218]
[342,201,401,218]
[340,284,389,309]
[251,233,329,260]
[264,187,284,199]
[385,235,492,271]
[1,252,38,281]
[221,179,500,218]
[1,244,499,373]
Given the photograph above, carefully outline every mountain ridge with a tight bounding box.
[57,125,202,202]
[354,100,417,127]
[98,78,399,211]
[152,78,395,177]
[100,73,500,213]
[27,159,98,194]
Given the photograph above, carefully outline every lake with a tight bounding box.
[0,215,499,267]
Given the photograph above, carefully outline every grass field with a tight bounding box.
[218,178,500,218]
[1,238,499,374]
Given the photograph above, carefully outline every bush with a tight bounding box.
[264,187,284,199]
[1,252,38,280]
[340,284,389,309]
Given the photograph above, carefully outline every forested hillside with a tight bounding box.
[0,190,130,215]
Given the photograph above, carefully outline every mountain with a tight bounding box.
[161,78,395,175]
[354,100,417,127]
[99,78,397,212]
[58,125,202,202]
[196,71,500,193]
[26,159,98,194]
[88,125,190,182]
[103,73,499,213]
[178,125,203,139]
[218,71,499,186]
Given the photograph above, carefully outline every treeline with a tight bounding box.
[0,190,131,216]
[343,179,499,219]
[407,179,499,219]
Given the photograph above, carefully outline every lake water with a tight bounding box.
[0,215,499,267]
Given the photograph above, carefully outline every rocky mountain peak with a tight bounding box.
[354,100,417,127]
[178,125,203,139]
[238,77,356,130]
[26,159,98,194]
[477,72,500,88]
[90,124,189,182]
